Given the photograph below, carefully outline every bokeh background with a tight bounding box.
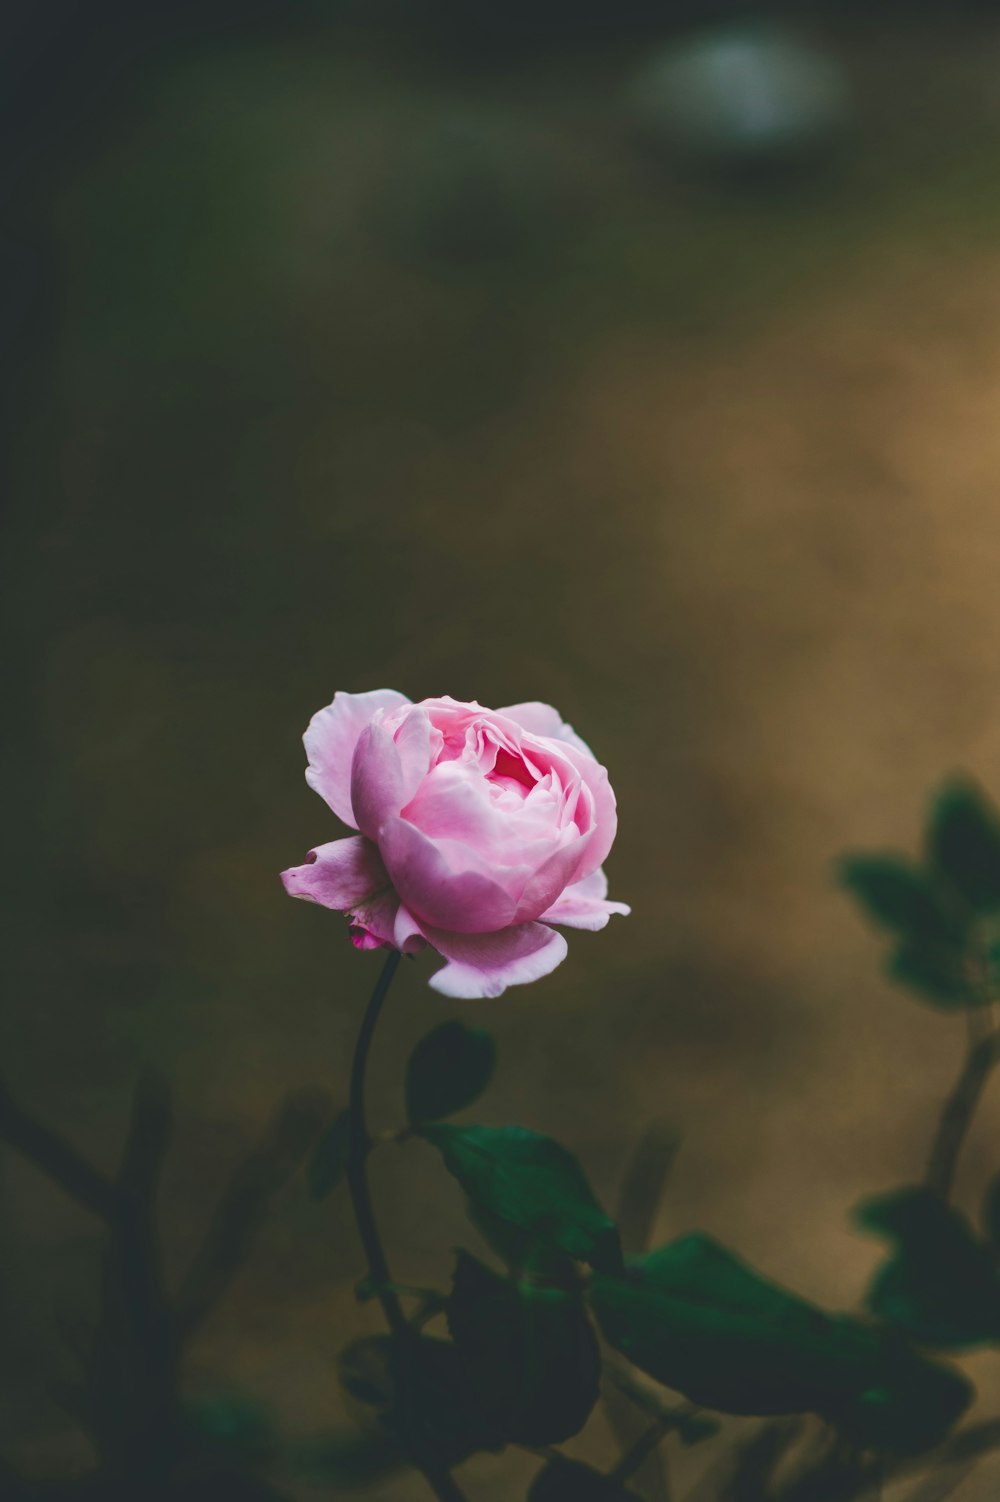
[7,1,1000,1496]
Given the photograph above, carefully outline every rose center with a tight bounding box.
[487,746,536,799]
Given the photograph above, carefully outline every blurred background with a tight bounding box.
[6,0,1000,1496]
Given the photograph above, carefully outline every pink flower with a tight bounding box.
[281,691,630,999]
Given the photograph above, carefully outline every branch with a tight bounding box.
[0,1080,117,1222]
[174,1086,332,1336]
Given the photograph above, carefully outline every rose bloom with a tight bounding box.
[281,691,629,998]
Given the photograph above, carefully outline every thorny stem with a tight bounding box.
[346,949,469,1502]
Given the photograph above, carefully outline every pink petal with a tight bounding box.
[378,815,518,933]
[498,701,597,760]
[393,903,428,955]
[556,745,618,882]
[420,921,569,999]
[349,888,401,950]
[304,689,410,827]
[539,866,631,932]
[280,837,388,910]
[350,708,434,841]
[513,826,594,922]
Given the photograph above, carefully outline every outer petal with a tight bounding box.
[280,837,388,910]
[513,825,594,922]
[351,708,435,841]
[498,701,596,761]
[420,921,569,1000]
[393,903,428,955]
[539,866,631,932]
[557,745,618,882]
[378,816,518,933]
[304,689,411,827]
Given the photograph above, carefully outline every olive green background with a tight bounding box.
[6,8,1000,1497]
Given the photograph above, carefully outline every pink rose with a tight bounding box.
[281,691,629,998]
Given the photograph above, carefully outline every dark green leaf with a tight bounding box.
[466,1198,579,1284]
[406,1021,497,1125]
[981,1170,1000,1250]
[422,1123,623,1274]
[336,1334,505,1467]
[837,1346,973,1454]
[306,1109,351,1199]
[837,855,961,941]
[636,1234,825,1330]
[885,940,971,1009]
[528,1458,642,1501]
[446,1249,600,1445]
[588,1234,972,1450]
[926,778,1000,913]
[855,1186,1000,1348]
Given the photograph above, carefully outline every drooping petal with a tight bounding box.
[420,920,569,999]
[539,865,631,931]
[378,815,518,933]
[350,708,435,841]
[280,837,388,910]
[498,701,597,760]
[349,888,400,950]
[304,689,410,827]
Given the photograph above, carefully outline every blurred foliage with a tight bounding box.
[11,773,1000,1501]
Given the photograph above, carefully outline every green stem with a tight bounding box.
[346,950,469,1502]
[925,1026,1000,1199]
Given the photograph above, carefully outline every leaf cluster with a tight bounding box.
[324,1013,985,1498]
[838,777,1000,1008]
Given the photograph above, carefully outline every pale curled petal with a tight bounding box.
[304,689,410,827]
[393,903,427,955]
[280,837,388,910]
[539,863,630,931]
[540,893,631,932]
[498,701,597,760]
[421,921,569,1000]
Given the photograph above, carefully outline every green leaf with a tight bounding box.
[446,1249,601,1445]
[421,1123,623,1275]
[465,1198,579,1284]
[528,1458,642,1501]
[981,1170,1000,1250]
[636,1233,824,1329]
[837,855,960,941]
[337,1334,505,1467]
[588,1234,972,1450]
[926,778,1000,913]
[855,1186,1000,1349]
[885,940,971,1009]
[307,1109,351,1199]
[406,1020,497,1125]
